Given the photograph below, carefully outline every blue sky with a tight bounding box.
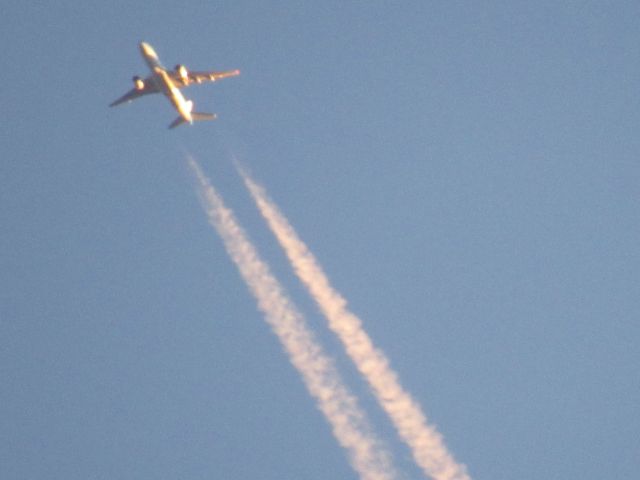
[2,2,639,479]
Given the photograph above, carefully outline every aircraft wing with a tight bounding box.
[109,79,160,107]
[172,69,240,87]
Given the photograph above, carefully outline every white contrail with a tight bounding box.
[187,157,397,480]
[239,167,470,480]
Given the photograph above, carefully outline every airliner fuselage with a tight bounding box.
[110,42,240,129]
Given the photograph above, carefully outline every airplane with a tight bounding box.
[110,42,240,129]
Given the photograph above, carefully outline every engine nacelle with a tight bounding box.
[174,64,189,83]
[133,76,145,90]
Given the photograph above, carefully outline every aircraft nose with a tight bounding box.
[139,42,158,60]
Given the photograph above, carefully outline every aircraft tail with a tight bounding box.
[168,112,217,129]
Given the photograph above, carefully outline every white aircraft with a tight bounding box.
[110,42,240,129]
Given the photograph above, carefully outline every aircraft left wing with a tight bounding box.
[171,68,241,87]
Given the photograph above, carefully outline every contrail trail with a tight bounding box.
[239,166,470,480]
[187,157,397,480]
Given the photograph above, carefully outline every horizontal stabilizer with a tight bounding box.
[192,112,217,122]
[169,116,187,129]
[168,112,217,129]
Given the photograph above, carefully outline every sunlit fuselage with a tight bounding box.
[110,41,238,128]
[140,42,193,124]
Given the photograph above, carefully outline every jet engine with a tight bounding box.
[174,64,189,83]
[133,76,145,90]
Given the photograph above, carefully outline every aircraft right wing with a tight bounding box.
[109,77,160,107]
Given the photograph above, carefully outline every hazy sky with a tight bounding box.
[2,2,639,480]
